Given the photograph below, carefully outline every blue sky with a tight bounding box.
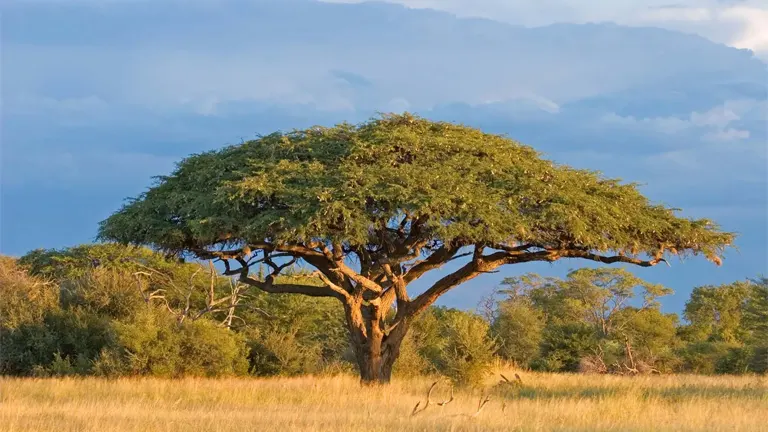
[1,0,766,313]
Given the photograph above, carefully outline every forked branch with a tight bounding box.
[471,395,492,418]
[410,381,454,417]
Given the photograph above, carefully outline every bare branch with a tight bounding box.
[556,250,668,267]
[311,271,352,301]
[410,381,454,417]
[471,395,492,418]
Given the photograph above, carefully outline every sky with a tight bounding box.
[1,0,766,314]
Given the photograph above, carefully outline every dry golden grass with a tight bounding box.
[1,371,766,432]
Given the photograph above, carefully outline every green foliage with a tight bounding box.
[678,278,768,374]
[392,307,497,384]
[95,308,249,378]
[436,310,496,386]
[20,243,183,281]
[516,268,671,337]
[3,245,249,378]
[0,256,58,330]
[683,281,753,343]
[2,243,764,378]
[391,330,432,378]
[716,346,756,374]
[491,299,545,366]
[534,322,598,372]
[19,244,225,316]
[747,346,768,374]
[99,114,731,265]
[678,342,737,374]
[247,327,324,376]
[240,288,350,375]
[60,268,149,320]
[743,277,768,344]
[620,308,680,372]
[0,309,114,376]
[495,269,678,373]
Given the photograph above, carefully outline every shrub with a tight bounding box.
[748,345,768,374]
[534,323,597,372]
[0,309,114,376]
[392,330,432,378]
[716,346,755,374]
[60,267,148,320]
[177,319,250,377]
[247,327,323,376]
[0,256,58,329]
[435,309,496,386]
[102,308,249,377]
[678,341,736,374]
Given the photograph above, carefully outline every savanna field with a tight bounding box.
[2,372,767,432]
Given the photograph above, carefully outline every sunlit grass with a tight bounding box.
[1,371,766,431]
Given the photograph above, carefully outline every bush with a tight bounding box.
[716,346,755,374]
[99,308,249,377]
[247,327,323,376]
[678,341,736,374]
[748,345,768,374]
[177,319,250,377]
[0,309,114,376]
[60,268,148,320]
[435,309,496,386]
[392,330,431,378]
[534,323,597,372]
[0,256,58,330]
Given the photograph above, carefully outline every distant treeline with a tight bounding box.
[1,244,765,383]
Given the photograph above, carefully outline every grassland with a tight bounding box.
[1,372,766,432]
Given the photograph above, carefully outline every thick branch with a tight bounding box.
[402,244,463,284]
[406,247,667,318]
[555,250,668,267]
[407,255,492,316]
[239,274,345,299]
[235,257,345,300]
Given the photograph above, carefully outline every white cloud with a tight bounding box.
[704,128,751,142]
[721,6,768,53]
[602,99,764,141]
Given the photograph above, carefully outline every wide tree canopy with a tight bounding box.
[99,113,733,383]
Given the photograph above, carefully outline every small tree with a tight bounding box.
[500,269,674,372]
[99,114,732,384]
[437,309,496,386]
[683,281,754,344]
[491,299,545,367]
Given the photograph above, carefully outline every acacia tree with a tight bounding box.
[99,114,733,384]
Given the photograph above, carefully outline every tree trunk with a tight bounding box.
[344,300,408,385]
[354,332,406,384]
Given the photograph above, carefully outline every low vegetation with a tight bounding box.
[2,244,765,382]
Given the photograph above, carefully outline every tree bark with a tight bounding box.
[344,299,408,385]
